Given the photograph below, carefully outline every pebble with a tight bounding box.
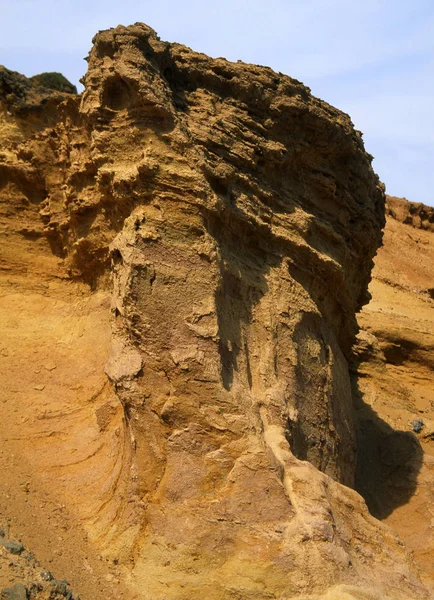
[411,419,424,433]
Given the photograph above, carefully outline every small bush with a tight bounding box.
[29,72,77,94]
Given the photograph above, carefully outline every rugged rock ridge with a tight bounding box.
[0,66,75,116]
[386,195,434,232]
[0,23,429,600]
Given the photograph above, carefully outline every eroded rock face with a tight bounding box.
[354,196,434,589]
[0,24,430,600]
[79,23,385,485]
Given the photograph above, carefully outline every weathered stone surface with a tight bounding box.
[0,540,24,556]
[1,583,27,600]
[0,66,73,116]
[354,195,434,590]
[386,195,434,232]
[0,23,430,600]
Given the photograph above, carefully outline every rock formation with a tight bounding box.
[354,195,434,591]
[0,24,431,600]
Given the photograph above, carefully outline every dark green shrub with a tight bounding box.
[29,72,77,94]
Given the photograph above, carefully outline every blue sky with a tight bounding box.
[1,0,433,206]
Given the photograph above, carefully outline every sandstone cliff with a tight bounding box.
[354,195,434,590]
[0,24,430,600]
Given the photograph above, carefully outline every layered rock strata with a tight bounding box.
[0,25,429,600]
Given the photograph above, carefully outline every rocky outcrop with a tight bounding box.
[354,195,434,589]
[386,195,434,232]
[0,24,430,600]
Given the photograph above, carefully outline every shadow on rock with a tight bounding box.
[350,357,423,520]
